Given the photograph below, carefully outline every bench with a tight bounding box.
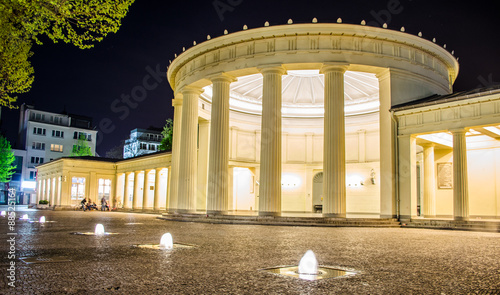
[313,205,322,213]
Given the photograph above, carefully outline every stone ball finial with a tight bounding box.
[443,44,447,49]
[451,50,455,55]
[169,60,171,64]
[182,47,185,52]
[224,29,228,35]
[193,41,196,46]
[418,32,423,37]
[382,23,388,29]
[400,26,405,32]
[264,21,270,27]
[243,24,248,30]
[337,18,342,23]
[288,19,293,24]
[207,35,211,40]
[432,38,436,43]
[312,17,318,23]
[361,20,366,25]
[174,53,177,58]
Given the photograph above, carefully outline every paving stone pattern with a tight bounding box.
[1,207,499,294]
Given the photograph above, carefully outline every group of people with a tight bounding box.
[80,197,110,211]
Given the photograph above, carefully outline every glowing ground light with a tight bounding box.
[261,250,358,280]
[160,233,173,249]
[21,214,29,220]
[1,211,6,216]
[94,224,105,235]
[298,250,319,275]
[39,216,46,223]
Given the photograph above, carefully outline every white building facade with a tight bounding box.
[123,128,163,159]
[12,105,97,204]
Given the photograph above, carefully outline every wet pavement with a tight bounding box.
[1,206,499,294]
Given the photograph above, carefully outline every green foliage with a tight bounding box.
[0,135,16,182]
[70,134,93,156]
[159,118,173,151]
[0,0,134,108]
[39,199,49,204]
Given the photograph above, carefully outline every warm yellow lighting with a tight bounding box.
[484,126,500,136]
[347,175,364,187]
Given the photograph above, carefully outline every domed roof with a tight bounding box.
[202,70,379,117]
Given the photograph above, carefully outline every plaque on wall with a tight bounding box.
[437,162,453,189]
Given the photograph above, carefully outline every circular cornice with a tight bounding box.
[167,23,459,94]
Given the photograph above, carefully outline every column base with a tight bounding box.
[424,215,436,218]
[176,209,197,214]
[454,216,469,221]
[323,213,346,218]
[380,214,397,219]
[207,210,228,216]
[259,211,281,217]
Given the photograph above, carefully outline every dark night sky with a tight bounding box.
[2,0,499,155]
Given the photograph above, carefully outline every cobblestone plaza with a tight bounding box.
[1,207,499,294]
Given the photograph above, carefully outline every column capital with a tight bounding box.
[181,85,204,96]
[420,142,435,148]
[320,63,349,74]
[198,119,210,126]
[208,72,237,83]
[172,98,183,107]
[449,128,468,134]
[258,64,287,75]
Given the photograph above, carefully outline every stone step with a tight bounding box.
[159,214,401,228]
[403,219,500,233]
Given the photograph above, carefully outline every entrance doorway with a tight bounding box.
[312,172,323,212]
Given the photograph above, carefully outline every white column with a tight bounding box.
[258,65,286,216]
[398,134,418,220]
[153,168,162,211]
[451,129,469,221]
[142,169,152,210]
[36,179,41,203]
[321,63,348,218]
[197,120,210,212]
[132,171,141,210]
[54,175,60,206]
[377,70,397,218]
[422,144,436,218]
[123,172,131,209]
[207,74,235,215]
[177,86,203,213]
[46,178,51,204]
[168,97,183,213]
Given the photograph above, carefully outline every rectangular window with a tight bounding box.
[52,130,64,138]
[50,144,63,152]
[30,157,44,164]
[71,177,86,200]
[98,179,111,201]
[29,171,37,180]
[33,127,46,135]
[32,142,45,150]
[74,131,91,141]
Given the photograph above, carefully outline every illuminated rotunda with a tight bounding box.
[36,21,500,222]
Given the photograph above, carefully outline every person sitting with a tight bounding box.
[86,199,94,211]
[80,198,87,211]
[101,197,109,211]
